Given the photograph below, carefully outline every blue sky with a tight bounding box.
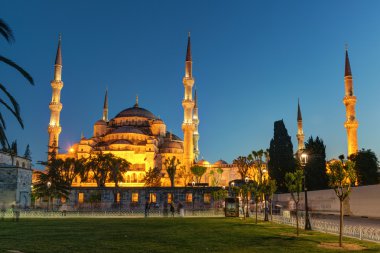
[2,1,380,168]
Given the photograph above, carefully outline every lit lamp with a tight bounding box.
[47,181,52,212]
[300,151,312,230]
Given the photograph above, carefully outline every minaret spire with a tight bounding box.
[102,88,108,122]
[48,34,64,156]
[343,47,358,156]
[134,95,139,107]
[296,98,305,155]
[193,88,200,161]
[182,32,195,170]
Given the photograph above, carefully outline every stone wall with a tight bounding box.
[0,166,32,208]
[39,187,222,210]
[273,184,380,218]
[0,151,31,169]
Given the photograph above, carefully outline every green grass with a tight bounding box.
[0,218,379,253]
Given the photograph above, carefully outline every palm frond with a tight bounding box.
[0,83,23,128]
[0,55,34,85]
[0,124,9,148]
[0,111,6,129]
[0,19,15,44]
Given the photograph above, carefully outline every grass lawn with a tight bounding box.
[0,218,379,253]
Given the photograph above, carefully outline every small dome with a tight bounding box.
[95,119,106,126]
[114,106,157,120]
[111,126,144,134]
[197,159,210,166]
[214,159,228,166]
[161,141,183,150]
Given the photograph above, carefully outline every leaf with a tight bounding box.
[0,19,15,43]
[0,55,34,85]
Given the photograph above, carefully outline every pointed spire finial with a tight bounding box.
[55,34,62,65]
[81,131,84,139]
[103,88,108,109]
[134,94,139,107]
[345,44,352,77]
[297,98,302,121]
[186,32,192,61]
[194,88,198,108]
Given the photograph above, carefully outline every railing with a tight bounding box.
[257,213,380,243]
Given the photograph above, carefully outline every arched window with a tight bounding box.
[22,162,25,168]
[126,175,131,183]
[16,161,20,167]
[132,173,137,183]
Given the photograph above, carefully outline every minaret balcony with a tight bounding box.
[51,81,63,89]
[49,103,63,111]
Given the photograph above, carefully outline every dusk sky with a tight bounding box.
[3,1,380,169]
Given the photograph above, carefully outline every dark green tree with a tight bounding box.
[268,120,297,192]
[304,136,329,190]
[0,19,34,148]
[349,149,379,185]
[24,144,31,160]
[190,165,207,184]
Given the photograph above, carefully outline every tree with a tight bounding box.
[269,120,297,192]
[249,180,261,224]
[33,146,70,210]
[24,144,31,160]
[164,156,180,187]
[87,155,107,187]
[327,158,357,247]
[261,179,277,222]
[59,157,87,186]
[304,136,329,190]
[107,155,130,204]
[349,149,379,186]
[233,156,253,180]
[177,165,193,186]
[144,167,163,187]
[190,165,207,184]
[0,19,34,148]
[211,188,228,208]
[209,167,223,186]
[285,169,304,236]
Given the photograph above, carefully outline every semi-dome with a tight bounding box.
[114,105,157,120]
[110,126,144,134]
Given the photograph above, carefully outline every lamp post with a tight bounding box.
[262,168,269,221]
[300,153,312,230]
[192,181,195,214]
[47,181,52,212]
[244,177,250,218]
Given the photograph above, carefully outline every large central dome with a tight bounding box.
[114,105,158,120]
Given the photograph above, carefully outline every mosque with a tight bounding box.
[47,34,239,187]
[46,33,358,189]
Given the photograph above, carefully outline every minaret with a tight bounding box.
[102,89,108,122]
[343,47,358,156]
[296,99,305,156]
[182,32,195,170]
[48,35,63,154]
[193,88,200,161]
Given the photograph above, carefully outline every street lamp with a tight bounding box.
[244,177,250,218]
[300,152,312,230]
[192,181,196,214]
[47,181,52,211]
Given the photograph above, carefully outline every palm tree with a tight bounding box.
[232,156,252,180]
[0,19,34,148]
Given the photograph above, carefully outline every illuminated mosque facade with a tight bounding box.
[47,34,239,188]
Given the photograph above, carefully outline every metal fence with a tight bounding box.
[258,214,380,243]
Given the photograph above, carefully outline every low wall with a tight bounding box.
[273,184,380,218]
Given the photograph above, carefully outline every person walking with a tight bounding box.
[170,203,175,217]
[144,200,150,218]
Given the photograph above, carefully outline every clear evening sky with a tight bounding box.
[2,1,380,168]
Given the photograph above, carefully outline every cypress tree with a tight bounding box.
[268,120,296,192]
[304,136,329,190]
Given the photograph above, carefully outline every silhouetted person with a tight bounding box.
[145,200,150,218]
[1,203,6,221]
[170,203,175,217]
